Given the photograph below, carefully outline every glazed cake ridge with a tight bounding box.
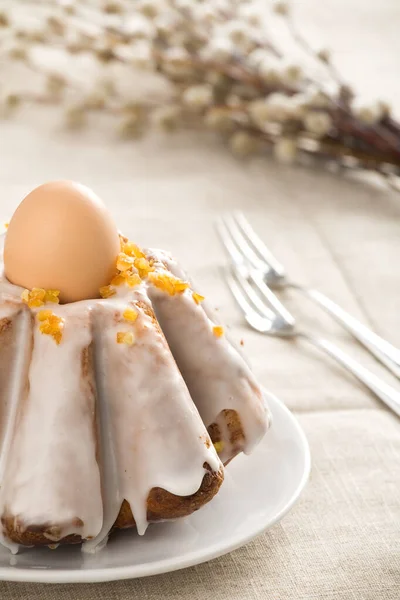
[0,232,271,551]
[146,247,272,463]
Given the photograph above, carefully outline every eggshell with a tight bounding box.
[4,180,120,304]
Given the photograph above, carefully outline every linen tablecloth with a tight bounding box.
[0,0,399,598]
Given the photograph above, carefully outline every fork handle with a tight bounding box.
[296,287,400,379]
[301,333,400,417]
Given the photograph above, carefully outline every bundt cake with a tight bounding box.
[0,181,271,553]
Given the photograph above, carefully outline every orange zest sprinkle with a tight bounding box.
[22,288,61,309]
[134,257,154,279]
[193,292,205,305]
[4,223,9,229]
[45,290,60,304]
[125,272,142,288]
[116,252,135,272]
[37,311,64,345]
[117,331,135,345]
[99,285,117,299]
[110,271,142,289]
[37,309,53,322]
[122,241,145,259]
[107,237,185,296]
[111,273,126,287]
[103,239,149,295]
[104,238,150,294]
[213,325,224,338]
[148,272,189,296]
[123,307,138,322]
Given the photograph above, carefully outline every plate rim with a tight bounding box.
[0,393,310,584]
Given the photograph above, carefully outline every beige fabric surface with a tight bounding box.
[0,0,400,598]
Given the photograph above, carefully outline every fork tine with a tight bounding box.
[222,215,267,271]
[230,267,276,319]
[232,212,286,278]
[218,217,294,326]
[216,219,247,268]
[224,267,294,336]
[249,271,296,327]
[223,268,263,320]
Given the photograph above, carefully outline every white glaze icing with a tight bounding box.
[146,249,271,464]
[0,302,33,555]
[0,232,269,551]
[0,303,103,543]
[84,290,220,552]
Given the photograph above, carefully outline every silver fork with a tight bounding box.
[224,266,400,418]
[218,212,400,380]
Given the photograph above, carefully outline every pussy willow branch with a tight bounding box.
[281,7,400,162]
[0,0,399,185]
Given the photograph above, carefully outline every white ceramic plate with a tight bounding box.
[0,392,310,583]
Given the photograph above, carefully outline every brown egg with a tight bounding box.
[4,181,120,304]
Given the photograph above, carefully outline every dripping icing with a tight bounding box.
[0,235,271,552]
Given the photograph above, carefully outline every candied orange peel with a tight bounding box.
[116,252,135,272]
[213,325,224,338]
[148,272,189,296]
[101,239,152,297]
[117,331,135,346]
[134,257,154,279]
[123,307,138,322]
[192,292,205,305]
[110,273,126,287]
[125,272,142,287]
[99,285,117,299]
[110,271,142,288]
[21,288,60,308]
[105,237,190,299]
[45,290,61,304]
[122,241,145,259]
[37,310,64,345]
[37,310,53,321]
